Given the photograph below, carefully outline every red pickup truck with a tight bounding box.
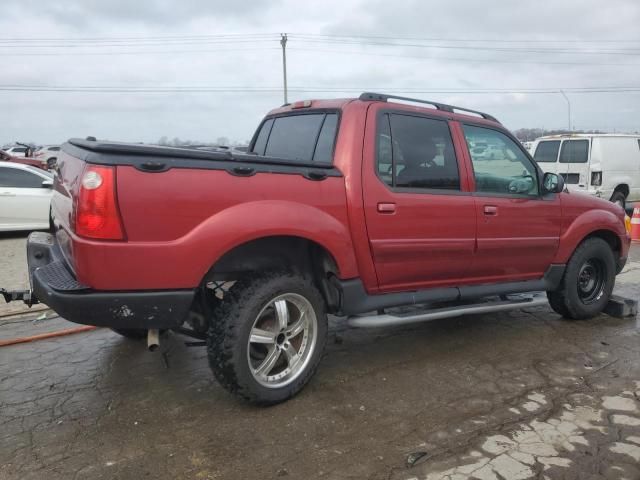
[14,93,630,404]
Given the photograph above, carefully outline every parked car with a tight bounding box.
[34,145,61,166]
[2,145,30,157]
[6,93,630,404]
[531,134,640,210]
[0,162,53,232]
[521,141,534,153]
[0,150,48,170]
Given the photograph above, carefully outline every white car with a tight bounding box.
[0,162,53,232]
[2,146,30,157]
[531,134,640,210]
[35,145,61,164]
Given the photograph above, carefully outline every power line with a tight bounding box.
[289,33,640,45]
[289,36,640,56]
[0,84,638,94]
[288,47,640,67]
[2,32,640,56]
[0,33,278,45]
[3,43,639,67]
[2,32,640,44]
[0,38,279,48]
[0,47,281,57]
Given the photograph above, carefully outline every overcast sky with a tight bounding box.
[1,0,639,145]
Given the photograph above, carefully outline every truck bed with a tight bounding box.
[51,139,353,291]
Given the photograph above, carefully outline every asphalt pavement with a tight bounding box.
[1,233,639,480]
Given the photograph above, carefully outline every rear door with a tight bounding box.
[0,165,51,230]
[558,138,590,192]
[362,108,476,291]
[460,124,562,282]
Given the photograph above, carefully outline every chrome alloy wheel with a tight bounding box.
[247,293,317,388]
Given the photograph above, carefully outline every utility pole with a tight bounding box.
[280,33,288,104]
[560,90,571,131]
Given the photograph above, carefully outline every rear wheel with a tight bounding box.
[546,237,616,320]
[207,270,328,405]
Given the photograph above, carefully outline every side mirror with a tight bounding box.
[542,172,564,194]
[42,179,53,189]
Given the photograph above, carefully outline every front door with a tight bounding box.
[0,166,51,230]
[460,124,562,282]
[362,108,477,292]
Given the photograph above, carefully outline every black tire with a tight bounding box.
[610,191,626,211]
[207,270,328,405]
[546,290,571,318]
[546,237,616,320]
[110,328,148,340]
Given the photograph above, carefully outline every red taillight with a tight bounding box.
[75,165,125,240]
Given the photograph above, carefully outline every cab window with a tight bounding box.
[376,113,460,191]
[463,125,538,196]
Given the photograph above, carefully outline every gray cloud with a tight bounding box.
[4,0,273,26]
[0,0,639,145]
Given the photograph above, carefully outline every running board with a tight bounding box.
[347,292,548,328]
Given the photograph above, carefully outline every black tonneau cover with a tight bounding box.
[63,139,341,177]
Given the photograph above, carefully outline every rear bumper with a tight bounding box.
[28,232,196,328]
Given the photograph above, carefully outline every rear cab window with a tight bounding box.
[533,141,560,163]
[251,112,339,164]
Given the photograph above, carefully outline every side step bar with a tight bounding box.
[347,292,548,328]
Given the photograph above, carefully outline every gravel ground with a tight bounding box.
[0,232,47,317]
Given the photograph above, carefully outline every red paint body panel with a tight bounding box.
[1,153,48,170]
[51,98,630,295]
[451,128,563,281]
[76,171,357,290]
[553,191,630,263]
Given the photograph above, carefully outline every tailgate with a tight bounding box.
[50,148,86,272]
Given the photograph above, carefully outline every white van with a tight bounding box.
[531,134,640,209]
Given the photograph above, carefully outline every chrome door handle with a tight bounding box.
[0,192,16,197]
[483,205,498,216]
[377,202,396,214]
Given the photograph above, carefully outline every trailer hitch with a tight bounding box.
[1,289,36,306]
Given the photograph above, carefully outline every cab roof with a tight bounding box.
[267,92,501,125]
[536,133,640,140]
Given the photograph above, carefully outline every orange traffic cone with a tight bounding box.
[630,207,640,241]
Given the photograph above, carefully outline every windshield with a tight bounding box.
[26,166,53,178]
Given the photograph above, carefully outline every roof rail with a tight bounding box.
[359,92,500,123]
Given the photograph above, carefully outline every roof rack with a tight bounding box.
[359,92,500,123]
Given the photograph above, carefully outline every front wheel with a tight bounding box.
[207,271,328,405]
[547,237,616,320]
